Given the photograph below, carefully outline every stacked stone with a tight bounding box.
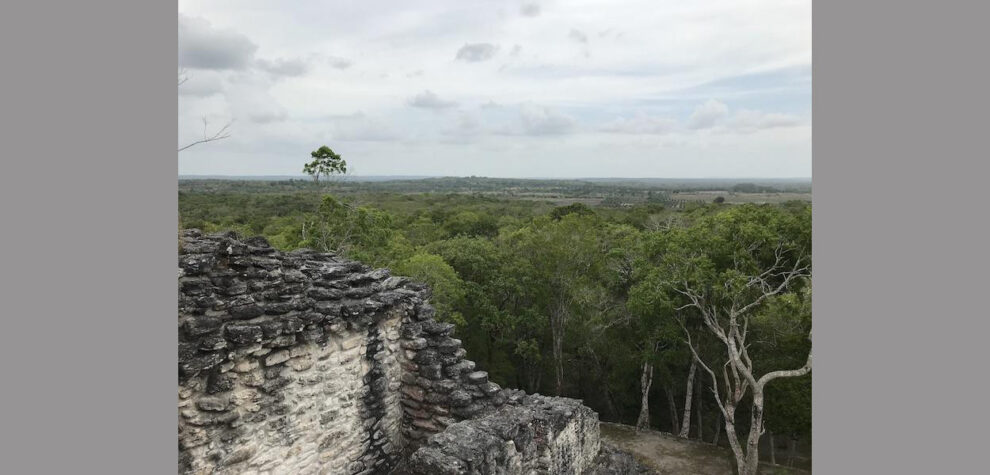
[403,395,608,475]
[178,230,650,475]
[396,307,526,448]
[178,230,422,475]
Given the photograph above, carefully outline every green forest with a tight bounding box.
[180,179,812,471]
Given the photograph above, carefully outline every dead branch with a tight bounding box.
[178,118,233,152]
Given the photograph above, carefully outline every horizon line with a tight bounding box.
[178,174,813,180]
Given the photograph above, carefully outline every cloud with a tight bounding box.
[568,29,589,44]
[688,99,729,129]
[441,112,484,142]
[517,104,576,135]
[727,110,802,133]
[178,14,258,70]
[327,56,354,69]
[520,3,541,17]
[178,71,224,97]
[249,110,289,124]
[600,113,677,134]
[510,45,523,57]
[179,1,812,178]
[255,57,309,77]
[455,43,498,62]
[327,113,402,142]
[223,81,289,124]
[408,90,458,109]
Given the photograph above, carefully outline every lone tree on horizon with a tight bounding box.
[303,145,347,184]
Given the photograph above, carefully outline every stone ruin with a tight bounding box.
[178,230,650,474]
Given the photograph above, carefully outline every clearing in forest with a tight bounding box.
[600,423,810,475]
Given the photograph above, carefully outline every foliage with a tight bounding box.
[302,145,347,183]
[393,253,467,327]
[179,182,813,454]
[304,195,393,265]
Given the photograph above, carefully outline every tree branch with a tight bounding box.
[178,118,233,152]
[681,322,729,420]
[757,331,812,387]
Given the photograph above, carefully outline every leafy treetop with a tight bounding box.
[303,146,347,183]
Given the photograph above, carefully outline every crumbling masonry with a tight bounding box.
[178,230,649,474]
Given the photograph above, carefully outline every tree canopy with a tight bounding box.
[302,145,347,183]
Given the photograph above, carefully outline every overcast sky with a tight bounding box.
[178,0,811,178]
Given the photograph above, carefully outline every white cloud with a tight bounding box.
[514,104,577,135]
[255,57,309,77]
[327,56,354,69]
[521,3,541,17]
[600,113,677,134]
[178,14,257,70]
[177,71,224,97]
[688,99,730,129]
[455,43,498,62]
[408,90,458,110]
[327,113,403,142]
[568,29,589,44]
[727,110,802,132]
[177,0,811,178]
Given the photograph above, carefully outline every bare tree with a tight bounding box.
[676,246,811,475]
[178,70,232,153]
[178,117,233,152]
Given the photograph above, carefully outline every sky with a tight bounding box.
[178,0,811,178]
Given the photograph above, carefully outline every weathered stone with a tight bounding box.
[178,231,635,475]
[420,364,443,380]
[444,360,475,378]
[465,371,489,385]
[228,303,264,320]
[265,350,291,366]
[198,335,227,351]
[401,385,425,402]
[436,338,461,355]
[402,337,428,350]
[184,316,221,336]
[180,352,225,376]
[449,390,473,407]
[196,396,230,412]
[479,382,501,396]
[307,287,344,300]
[433,379,458,394]
[414,349,440,365]
[420,320,453,336]
[224,324,263,345]
[268,334,296,348]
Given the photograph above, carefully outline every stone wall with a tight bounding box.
[178,231,421,474]
[178,230,649,475]
[404,395,601,474]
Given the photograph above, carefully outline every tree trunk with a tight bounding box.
[552,333,563,395]
[739,392,766,475]
[695,380,704,441]
[768,431,776,465]
[603,386,620,422]
[636,361,654,430]
[678,358,697,438]
[722,405,748,475]
[550,305,566,396]
[665,386,680,435]
[787,436,797,467]
[712,410,722,446]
